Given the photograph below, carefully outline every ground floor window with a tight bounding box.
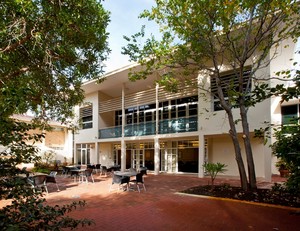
[112,140,198,173]
[76,144,92,165]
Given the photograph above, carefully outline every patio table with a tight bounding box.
[69,169,85,182]
[114,171,137,177]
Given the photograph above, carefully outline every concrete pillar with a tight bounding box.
[154,137,160,175]
[198,133,205,178]
[121,84,126,171]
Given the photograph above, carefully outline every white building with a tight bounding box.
[73,37,299,181]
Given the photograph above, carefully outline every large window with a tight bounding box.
[80,105,93,129]
[211,68,252,111]
[159,96,198,120]
[114,96,198,126]
[281,104,299,125]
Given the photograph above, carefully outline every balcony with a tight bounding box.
[98,116,198,139]
[159,116,198,134]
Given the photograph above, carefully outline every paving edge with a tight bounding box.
[175,192,300,212]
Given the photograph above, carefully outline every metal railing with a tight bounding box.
[98,116,198,139]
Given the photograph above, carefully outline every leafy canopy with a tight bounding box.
[0,0,110,230]
[0,0,110,123]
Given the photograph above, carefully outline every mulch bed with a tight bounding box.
[181,184,300,208]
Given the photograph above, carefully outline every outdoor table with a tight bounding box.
[113,171,139,191]
[69,169,85,182]
[114,171,137,177]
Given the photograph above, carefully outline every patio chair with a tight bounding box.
[28,174,48,194]
[109,173,129,192]
[80,168,95,183]
[95,164,101,174]
[70,167,80,182]
[46,171,60,191]
[140,167,147,175]
[87,164,96,173]
[129,172,146,193]
[62,166,69,176]
[100,166,108,177]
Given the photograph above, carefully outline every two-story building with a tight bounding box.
[73,37,299,181]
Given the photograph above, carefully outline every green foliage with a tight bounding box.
[0,0,110,229]
[42,151,56,166]
[271,123,300,193]
[203,162,228,185]
[0,0,110,123]
[0,197,94,230]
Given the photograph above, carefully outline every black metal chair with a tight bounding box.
[95,164,101,174]
[109,173,130,192]
[28,174,48,194]
[80,168,94,183]
[46,171,60,191]
[100,166,108,176]
[62,166,70,176]
[70,167,80,182]
[140,167,147,175]
[129,173,146,193]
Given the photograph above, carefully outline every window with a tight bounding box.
[115,110,122,126]
[80,105,93,129]
[281,105,299,125]
[211,68,252,111]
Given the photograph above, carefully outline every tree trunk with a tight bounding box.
[240,105,257,190]
[227,110,249,190]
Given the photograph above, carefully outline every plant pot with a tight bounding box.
[279,169,290,177]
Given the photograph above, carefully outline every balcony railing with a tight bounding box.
[159,116,198,134]
[98,116,198,139]
[99,125,122,139]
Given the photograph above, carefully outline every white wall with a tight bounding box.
[98,143,114,167]
[74,92,99,143]
[207,134,266,177]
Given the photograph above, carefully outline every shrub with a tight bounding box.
[203,162,228,185]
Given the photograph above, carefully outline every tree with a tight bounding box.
[0,0,110,229]
[122,0,300,190]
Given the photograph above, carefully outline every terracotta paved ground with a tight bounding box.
[26,173,300,230]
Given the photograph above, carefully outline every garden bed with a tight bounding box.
[181,184,300,208]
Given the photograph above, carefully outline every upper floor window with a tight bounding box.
[80,105,93,129]
[211,68,252,111]
[281,104,299,125]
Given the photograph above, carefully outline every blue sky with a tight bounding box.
[102,0,159,72]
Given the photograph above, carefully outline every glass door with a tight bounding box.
[131,149,144,170]
[76,144,91,165]
[160,148,177,173]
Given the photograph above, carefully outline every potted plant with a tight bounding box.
[275,159,290,177]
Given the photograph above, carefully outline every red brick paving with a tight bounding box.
[36,174,300,230]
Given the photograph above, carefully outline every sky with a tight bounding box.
[102,0,159,73]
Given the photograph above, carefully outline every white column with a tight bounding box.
[121,84,126,171]
[154,137,160,175]
[264,135,272,182]
[198,134,205,178]
[95,142,99,164]
[154,83,160,175]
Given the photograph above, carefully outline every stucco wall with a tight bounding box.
[207,135,266,177]
[98,143,114,167]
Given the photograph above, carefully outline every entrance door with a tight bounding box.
[131,149,144,170]
[76,144,90,165]
[160,148,177,173]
